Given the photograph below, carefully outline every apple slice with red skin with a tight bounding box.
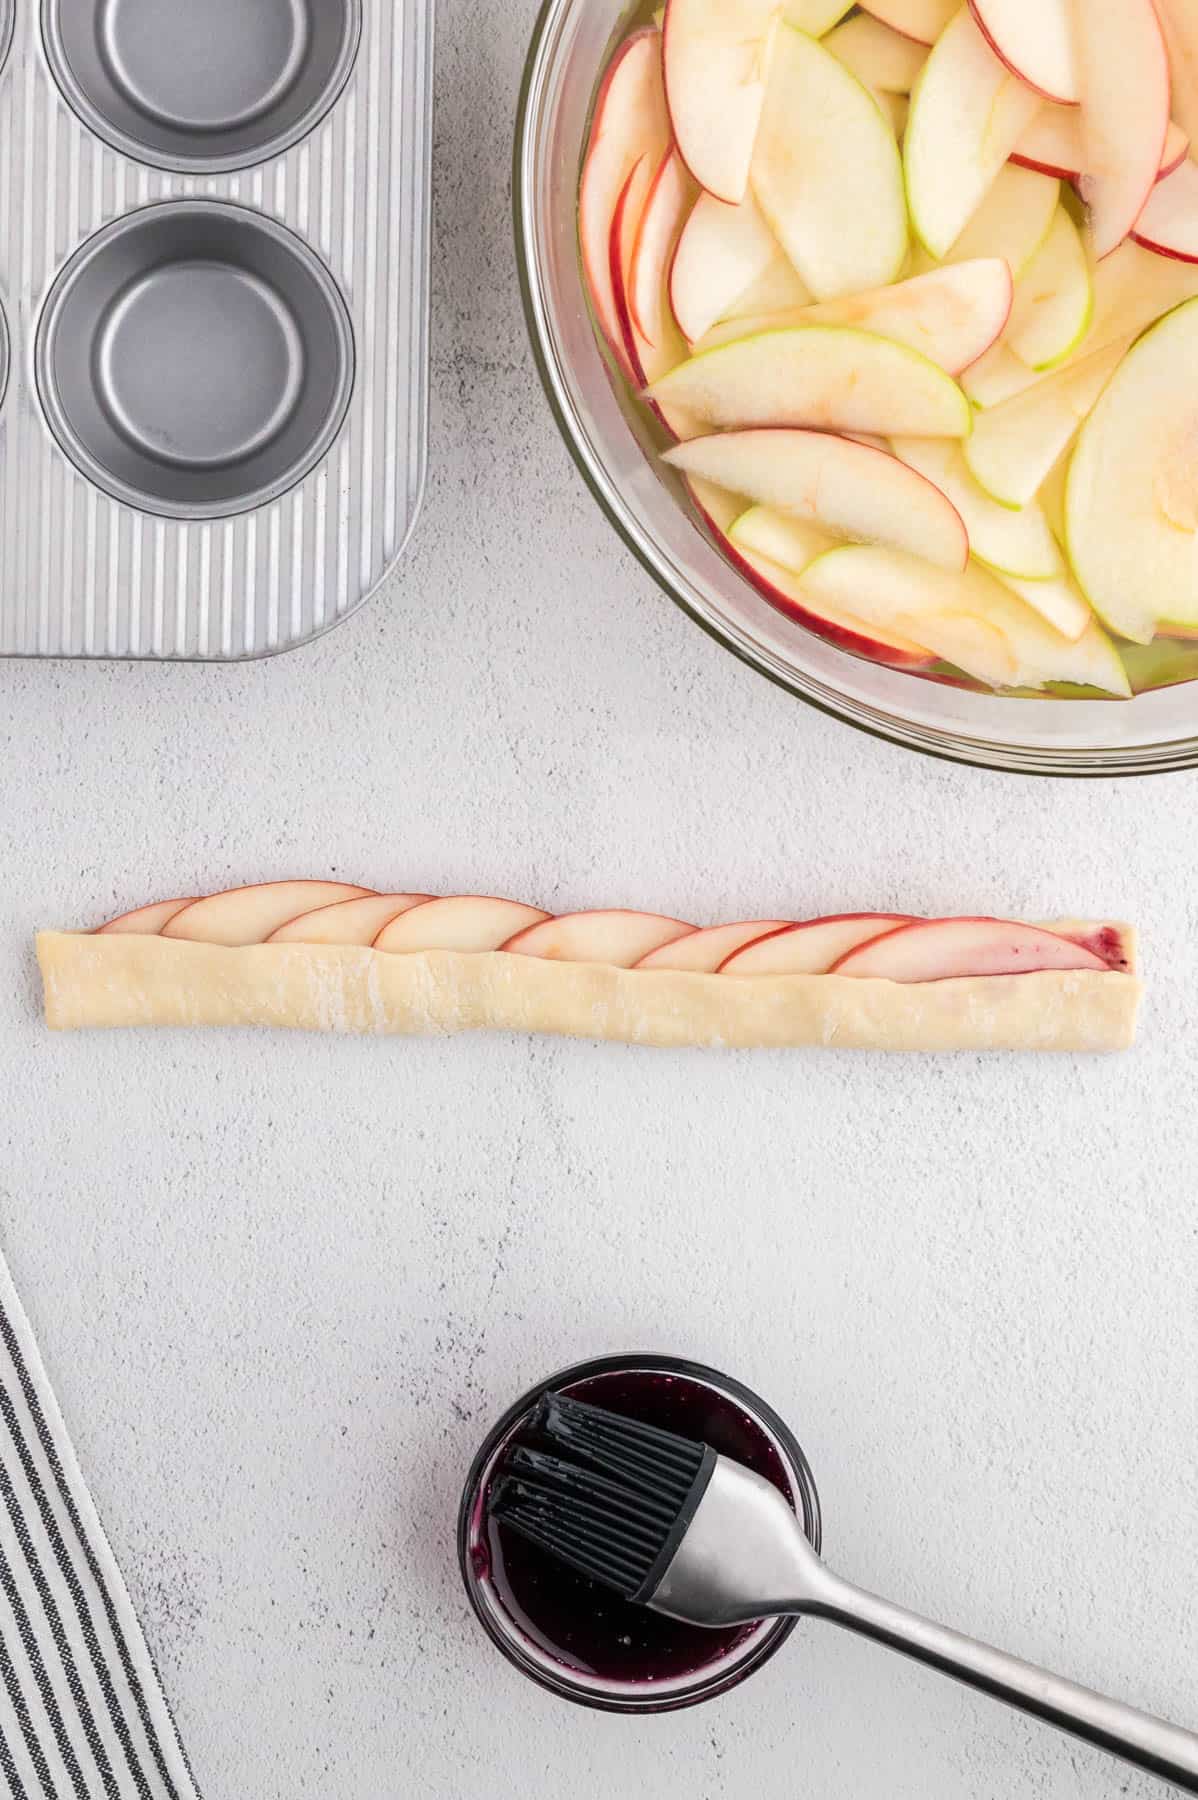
[98,898,199,936]
[163,882,375,947]
[1132,158,1198,264]
[664,430,969,572]
[1073,0,1170,260]
[831,917,1109,980]
[858,0,956,47]
[503,910,696,966]
[968,0,1078,105]
[636,920,792,971]
[663,0,779,205]
[669,188,779,345]
[375,897,550,954]
[1013,111,1187,185]
[268,894,432,946]
[629,148,696,345]
[722,913,914,974]
[726,540,938,670]
[611,165,700,439]
[580,30,669,378]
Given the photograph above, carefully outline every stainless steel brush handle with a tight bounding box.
[807,1568,1198,1794]
[652,1459,1198,1793]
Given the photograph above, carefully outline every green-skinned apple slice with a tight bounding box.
[832,917,1109,979]
[664,429,969,568]
[721,914,913,974]
[728,505,836,573]
[823,13,927,93]
[648,326,971,436]
[721,253,812,320]
[1066,295,1198,641]
[962,343,1044,410]
[751,23,908,299]
[663,0,779,205]
[968,0,1077,104]
[1013,109,1188,185]
[1073,0,1170,260]
[991,570,1091,643]
[376,897,551,953]
[636,919,791,971]
[799,545,1131,693]
[904,10,1041,260]
[669,188,779,344]
[941,163,1059,277]
[891,437,1063,580]
[579,30,669,379]
[728,543,939,667]
[1006,207,1092,370]
[964,336,1131,508]
[629,149,696,346]
[695,260,1011,371]
[783,0,854,32]
[98,898,199,935]
[1133,158,1198,264]
[503,910,695,966]
[859,0,956,45]
[164,881,376,946]
[268,894,433,945]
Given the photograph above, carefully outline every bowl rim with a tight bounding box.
[512,0,1198,779]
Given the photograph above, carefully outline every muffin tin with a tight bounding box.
[0,0,433,658]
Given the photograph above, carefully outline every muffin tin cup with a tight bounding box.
[42,0,362,175]
[36,201,356,521]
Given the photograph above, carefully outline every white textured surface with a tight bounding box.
[0,0,1196,1793]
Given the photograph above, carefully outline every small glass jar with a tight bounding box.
[458,1352,822,1713]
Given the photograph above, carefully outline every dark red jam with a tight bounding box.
[473,1367,793,1684]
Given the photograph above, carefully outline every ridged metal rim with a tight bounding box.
[513,0,1198,778]
[40,0,363,176]
[34,198,356,524]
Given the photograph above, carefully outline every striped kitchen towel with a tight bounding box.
[0,1250,199,1800]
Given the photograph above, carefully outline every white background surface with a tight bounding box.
[2,3,1196,1794]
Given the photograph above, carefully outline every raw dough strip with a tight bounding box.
[37,931,1141,1052]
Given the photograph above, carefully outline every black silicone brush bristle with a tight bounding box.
[487,1393,716,1602]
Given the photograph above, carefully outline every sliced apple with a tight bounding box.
[579,30,669,377]
[665,429,969,568]
[1066,295,1198,641]
[964,335,1131,507]
[729,542,939,667]
[752,24,908,299]
[669,188,779,344]
[961,342,1044,410]
[991,569,1091,642]
[783,0,854,32]
[1005,206,1092,370]
[942,163,1060,277]
[649,326,971,437]
[968,0,1078,105]
[904,10,1042,259]
[799,545,1131,693]
[636,919,792,970]
[721,251,812,319]
[722,914,913,974]
[97,898,199,936]
[1133,157,1198,264]
[696,259,1011,370]
[833,916,1109,980]
[1155,1,1198,159]
[1081,237,1198,358]
[268,894,432,946]
[502,910,695,966]
[163,881,375,947]
[629,150,697,345]
[686,473,748,535]
[823,13,928,93]
[858,0,956,45]
[374,897,552,954]
[1013,108,1188,184]
[891,437,1063,580]
[663,0,779,205]
[1073,0,1170,260]
[611,168,699,437]
[729,504,836,572]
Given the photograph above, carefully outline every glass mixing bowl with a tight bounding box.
[514,0,1198,776]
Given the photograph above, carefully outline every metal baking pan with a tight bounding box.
[0,0,433,659]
